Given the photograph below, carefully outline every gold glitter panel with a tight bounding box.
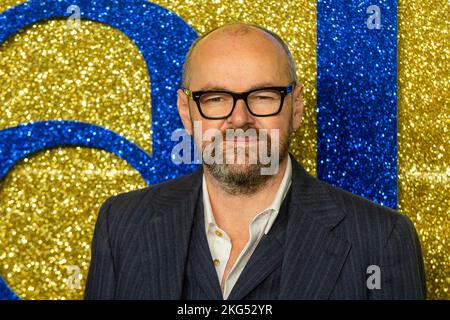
[397,0,449,299]
[3,0,447,301]
[154,0,318,175]
[0,12,152,299]
[0,0,316,300]
[0,0,24,12]
[0,147,147,300]
[0,18,152,154]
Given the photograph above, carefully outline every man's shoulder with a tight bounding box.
[105,168,202,207]
[98,168,202,226]
[322,180,397,217]
[292,158,407,233]
[317,178,415,243]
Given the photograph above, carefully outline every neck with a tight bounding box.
[203,156,289,235]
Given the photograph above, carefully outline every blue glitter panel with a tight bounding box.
[0,275,19,300]
[0,121,157,183]
[0,0,199,182]
[0,0,199,299]
[317,0,398,208]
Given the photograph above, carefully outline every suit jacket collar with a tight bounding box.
[139,167,202,299]
[226,188,290,300]
[140,154,351,299]
[278,156,351,299]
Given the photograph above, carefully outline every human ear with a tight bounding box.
[292,84,304,131]
[176,89,193,135]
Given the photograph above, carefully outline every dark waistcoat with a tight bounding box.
[181,188,291,300]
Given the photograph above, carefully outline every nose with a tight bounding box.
[227,98,252,127]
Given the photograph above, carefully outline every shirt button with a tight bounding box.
[213,259,220,266]
[215,230,223,237]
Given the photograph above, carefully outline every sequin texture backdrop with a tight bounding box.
[0,0,448,299]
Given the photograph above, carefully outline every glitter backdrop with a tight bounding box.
[0,0,448,300]
[0,147,147,299]
[397,1,449,300]
[0,19,152,155]
[0,0,199,299]
[317,0,398,208]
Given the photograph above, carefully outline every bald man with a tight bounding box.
[85,23,426,300]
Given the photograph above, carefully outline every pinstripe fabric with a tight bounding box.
[181,186,291,300]
[228,190,290,300]
[85,155,426,300]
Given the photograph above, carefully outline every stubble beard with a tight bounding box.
[201,123,293,196]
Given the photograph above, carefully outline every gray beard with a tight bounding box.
[203,127,292,196]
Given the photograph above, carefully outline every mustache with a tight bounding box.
[209,126,272,141]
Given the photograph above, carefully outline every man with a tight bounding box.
[85,22,426,299]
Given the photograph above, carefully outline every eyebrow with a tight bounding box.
[197,82,282,92]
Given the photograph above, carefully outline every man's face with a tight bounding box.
[177,27,304,193]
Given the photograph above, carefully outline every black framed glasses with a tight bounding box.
[182,83,295,119]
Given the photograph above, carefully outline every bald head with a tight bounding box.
[176,23,306,189]
[181,23,297,88]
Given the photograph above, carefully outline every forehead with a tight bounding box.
[188,28,290,90]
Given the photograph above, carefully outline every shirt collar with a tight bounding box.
[202,156,292,235]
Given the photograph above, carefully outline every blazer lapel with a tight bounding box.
[137,155,351,300]
[227,191,289,300]
[139,167,203,299]
[279,158,351,299]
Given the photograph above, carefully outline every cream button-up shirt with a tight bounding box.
[202,157,292,299]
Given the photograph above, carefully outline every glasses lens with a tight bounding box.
[199,92,234,118]
[247,89,282,115]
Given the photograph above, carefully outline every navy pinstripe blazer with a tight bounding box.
[85,156,426,300]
